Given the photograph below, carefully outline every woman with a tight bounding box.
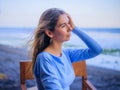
[31,8,102,90]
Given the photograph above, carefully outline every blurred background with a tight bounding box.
[0,0,120,90]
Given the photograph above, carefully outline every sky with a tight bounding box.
[0,0,120,28]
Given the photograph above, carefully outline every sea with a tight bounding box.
[0,27,120,71]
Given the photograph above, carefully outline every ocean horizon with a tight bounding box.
[0,27,120,33]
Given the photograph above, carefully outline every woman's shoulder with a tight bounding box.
[37,52,52,59]
[36,51,60,62]
[36,52,52,62]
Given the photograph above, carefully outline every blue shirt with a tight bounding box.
[34,27,103,90]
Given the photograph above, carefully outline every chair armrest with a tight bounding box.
[84,80,97,90]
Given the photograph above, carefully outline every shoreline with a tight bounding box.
[86,54,120,71]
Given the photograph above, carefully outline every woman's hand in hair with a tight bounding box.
[66,13,75,30]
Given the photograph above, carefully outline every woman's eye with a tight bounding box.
[61,24,66,28]
[67,21,71,25]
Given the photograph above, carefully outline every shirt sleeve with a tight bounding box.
[36,54,63,90]
[66,27,103,63]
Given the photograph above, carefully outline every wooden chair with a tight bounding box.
[20,60,97,90]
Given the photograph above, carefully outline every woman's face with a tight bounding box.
[52,14,72,42]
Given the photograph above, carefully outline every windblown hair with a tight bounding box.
[31,8,65,70]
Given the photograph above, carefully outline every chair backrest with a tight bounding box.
[20,60,94,90]
[20,60,34,90]
[20,60,87,81]
[72,61,87,77]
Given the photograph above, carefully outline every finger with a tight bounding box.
[66,13,75,29]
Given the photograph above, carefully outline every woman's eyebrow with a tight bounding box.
[58,23,66,27]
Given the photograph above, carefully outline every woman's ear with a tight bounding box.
[45,30,53,38]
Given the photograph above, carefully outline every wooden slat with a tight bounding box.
[24,62,34,79]
[84,80,97,90]
[72,61,87,77]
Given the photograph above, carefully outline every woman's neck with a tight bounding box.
[44,41,63,57]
